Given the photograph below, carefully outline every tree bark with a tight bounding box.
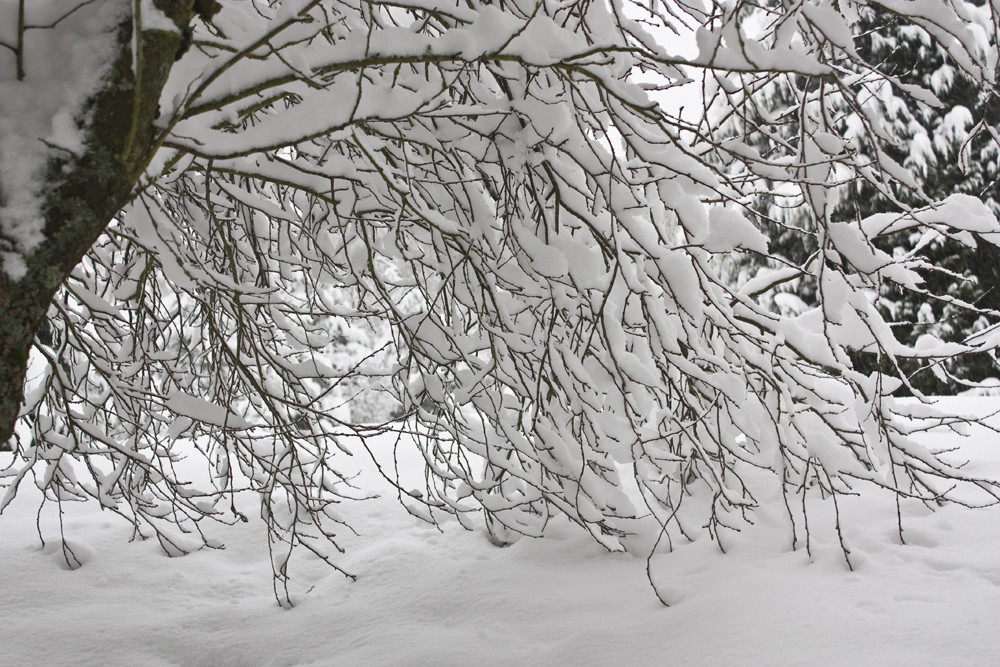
[0,1,195,447]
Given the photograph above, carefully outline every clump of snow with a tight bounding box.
[165,390,254,430]
[0,0,125,278]
[138,0,179,34]
[1,249,27,279]
[960,376,1000,396]
[703,206,769,253]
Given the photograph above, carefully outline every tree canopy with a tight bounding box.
[0,0,998,606]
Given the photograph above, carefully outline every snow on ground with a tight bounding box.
[1,397,998,666]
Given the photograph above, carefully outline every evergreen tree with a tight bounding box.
[837,7,1000,394]
[727,4,999,394]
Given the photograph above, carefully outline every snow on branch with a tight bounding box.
[1,0,998,606]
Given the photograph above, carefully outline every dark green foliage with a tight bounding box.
[836,9,999,394]
[732,7,999,395]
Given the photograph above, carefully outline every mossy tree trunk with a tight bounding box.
[0,1,196,447]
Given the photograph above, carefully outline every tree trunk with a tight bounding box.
[0,1,195,447]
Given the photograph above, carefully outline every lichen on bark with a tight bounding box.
[0,1,196,448]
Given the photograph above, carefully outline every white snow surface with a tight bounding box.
[0,0,124,277]
[1,396,998,666]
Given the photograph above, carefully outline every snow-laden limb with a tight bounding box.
[0,0,998,606]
